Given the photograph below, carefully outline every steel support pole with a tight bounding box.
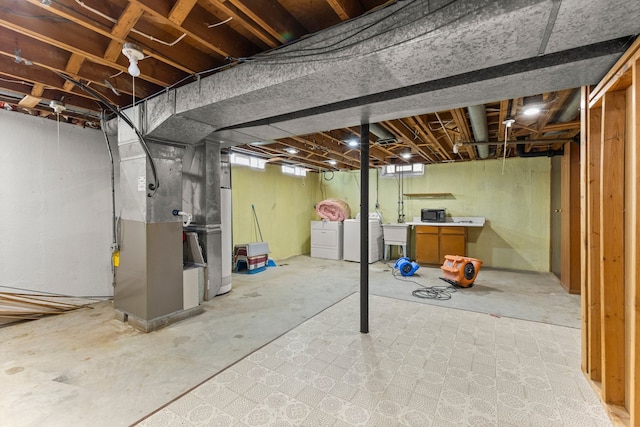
[360,122,369,334]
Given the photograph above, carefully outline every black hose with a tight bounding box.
[100,112,118,287]
[53,71,159,197]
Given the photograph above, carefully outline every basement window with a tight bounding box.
[281,165,307,177]
[381,163,424,176]
[230,153,266,170]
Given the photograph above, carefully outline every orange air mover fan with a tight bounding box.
[440,255,482,288]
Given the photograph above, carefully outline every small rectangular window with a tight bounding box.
[380,163,425,177]
[282,165,307,177]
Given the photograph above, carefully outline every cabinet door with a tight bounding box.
[439,228,467,262]
[416,227,439,264]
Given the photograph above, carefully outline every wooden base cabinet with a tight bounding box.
[415,226,467,265]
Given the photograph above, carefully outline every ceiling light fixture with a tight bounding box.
[328,160,337,166]
[49,100,66,114]
[285,147,299,154]
[41,0,52,5]
[522,95,544,117]
[401,152,412,159]
[122,43,144,77]
[347,137,359,147]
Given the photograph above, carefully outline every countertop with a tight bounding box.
[404,216,485,227]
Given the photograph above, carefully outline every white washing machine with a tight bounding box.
[310,220,343,260]
[343,213,383,263]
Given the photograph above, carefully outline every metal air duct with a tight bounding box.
[370,123,396,143]
[468,105,489,159]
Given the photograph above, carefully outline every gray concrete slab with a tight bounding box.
[0,255,579,426]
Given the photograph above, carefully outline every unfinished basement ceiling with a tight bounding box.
[0,0,638,170]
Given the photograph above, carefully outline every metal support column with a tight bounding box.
[360,122,369,334]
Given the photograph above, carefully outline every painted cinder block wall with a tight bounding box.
[230,165,321,261]
[312,157,551,271]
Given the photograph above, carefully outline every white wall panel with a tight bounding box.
[0,111,115,297]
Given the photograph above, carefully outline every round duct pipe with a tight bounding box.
[369,123,394,140]
[467,105,489,159]
[103,117,118,136]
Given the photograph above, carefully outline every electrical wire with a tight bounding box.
[73,0,187,47]
[231,0,418,62]
[0,6,70,22]
[228,0,483,66]
[388,261,457,300]
[0,77,33,86]
[54,71,159,197]
[99,111,118,286]
[208,17,232,28]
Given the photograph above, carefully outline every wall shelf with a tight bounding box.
[403,193,455,199]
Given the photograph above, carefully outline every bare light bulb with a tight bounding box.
[128,60,140,77]
[122,43,144,77]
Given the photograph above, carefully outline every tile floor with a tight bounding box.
[137,293,611,427]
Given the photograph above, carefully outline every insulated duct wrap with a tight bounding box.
[468,105,489,159]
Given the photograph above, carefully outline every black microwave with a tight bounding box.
[421,208,446,222]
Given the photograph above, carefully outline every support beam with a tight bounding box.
[631,58,640,427]
[226,0,306,44]
[360,122,369,334]
[599,90,626,406]
[580,86,589,374]
[18,82,46,108]
[103,3,145,62]
[62,53,87,92]
[586,91,603,381]
[327,0,364,20]
[560,140,581,294]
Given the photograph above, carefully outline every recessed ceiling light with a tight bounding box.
[523,106,541,116]
[285,147,299,154]
[522,94,544,117]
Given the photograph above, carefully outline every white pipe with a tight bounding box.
[173,210,192,227]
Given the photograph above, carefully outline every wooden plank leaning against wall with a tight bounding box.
[582,37,640,426]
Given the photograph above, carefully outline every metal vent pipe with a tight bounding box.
[467,105,489,159]
[369,123,394,140]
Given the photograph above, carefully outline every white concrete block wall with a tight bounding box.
[0,110,116,297]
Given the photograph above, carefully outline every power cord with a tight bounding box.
[388,262,457,300]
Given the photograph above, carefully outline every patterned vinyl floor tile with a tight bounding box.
[137,294,612,427]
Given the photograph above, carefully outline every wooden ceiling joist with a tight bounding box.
[327,0,365,20]
[226,0,307,44]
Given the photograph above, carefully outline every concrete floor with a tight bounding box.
[0,255,586,426]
